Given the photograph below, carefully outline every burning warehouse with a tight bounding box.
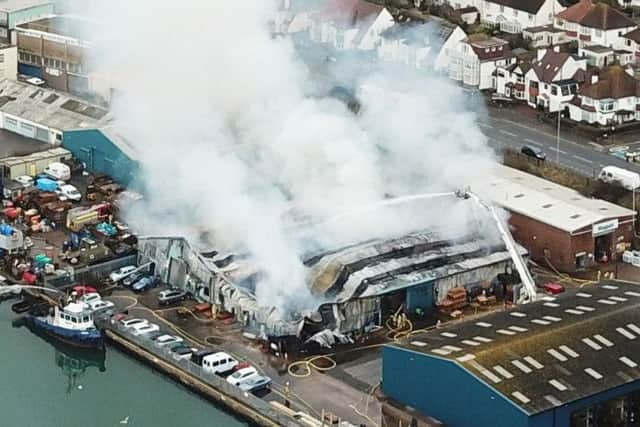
[137,225,527,347]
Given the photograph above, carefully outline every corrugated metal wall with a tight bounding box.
[63,129,138,186]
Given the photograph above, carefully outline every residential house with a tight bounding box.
[377,17,467,72]
[309,0,394,50]
[448,34,515,89]
[525,47,585,111]
[272,0,325,34]
[568,66,640,125]
[522,25,568,48]
[495,60,532,100]
[579,44,633,67]
[477,0,566,34]
[555,0,637,50]
[622,28,640,64]
[457,6,479,25]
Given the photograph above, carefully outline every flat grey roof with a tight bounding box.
[0,78,110,131]
[389,282,640,415]
[17,15,91,41]
[473,164,635,233]
[0,0,51,13]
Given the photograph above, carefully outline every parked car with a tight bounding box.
[44,162,71,181]
[80,293,102,305]
[55,184,82,202]
[155,335,184,347]
[14,175,34,188]
[147,331,166,341]
[157,289,188,305]
[120,318,149,329]
[88,300,114,312]
[123,271,148,287]
[109,265,137,282]
[521,145,546,161]
[238,374,272,393]
[543,282,565,295]
[169,344,197,360]
[132,275,160,292]
[132,323,160,336]
[202,352,238,375]
[191,349,216,365]
[226,366,260,387]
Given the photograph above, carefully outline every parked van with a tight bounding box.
[44,162,71,181]
[598,166,640,190]
[201,352,238,375]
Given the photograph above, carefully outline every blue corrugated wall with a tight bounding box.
[382,345,531,427]
[63,129,138,186]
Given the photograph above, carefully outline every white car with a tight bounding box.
[226,366,260,387]
[14,175,34,188]
[109,266,137,282]
[120,318,149,329]
[55,184,82,202]
[80,293,101,305]
[155,335,184,347]
[88,300,115,312]
[132,323,160,336]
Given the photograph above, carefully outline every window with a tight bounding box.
[551,86,558,95]
[600,101,615,112]
[500,5,504,12]
[544,83,548,89]
[0,54,4,64]
[528,13,533,21]
[561,86,569,96]
[514,9,518,16]
[530,81,539,88]
[596,29,603,37]
[556,18,563,26]
[628,40,632,47]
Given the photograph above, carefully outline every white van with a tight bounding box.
[202,352,238,375]
[44,162,71,181]
[598,166,640,190]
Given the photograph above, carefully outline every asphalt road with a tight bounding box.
[482,106,640,177]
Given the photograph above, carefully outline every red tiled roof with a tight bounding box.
[488,0,546,14]
[530,51,571,83]
[624,28,640,43]
[323,0,383,25]
[558,0,636,30]
[580,66,640,99]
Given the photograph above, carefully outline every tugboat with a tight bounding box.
[26,301,104,349]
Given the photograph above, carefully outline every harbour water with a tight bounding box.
[0,303,249,427]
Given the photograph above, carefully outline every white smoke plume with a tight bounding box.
[84,0,497,312]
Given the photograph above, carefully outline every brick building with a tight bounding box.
[475,165,635,272]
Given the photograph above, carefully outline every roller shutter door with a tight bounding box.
[4,116,18,133]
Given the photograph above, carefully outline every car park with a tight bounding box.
[147,331,166,341]
[238,374,272,393]
[132,323,160,336]
[132,275,160,293]
[155,335,184,347]
[109,266,137,282]
[226,366,260,387]
[157,289,188,305]
[521,145,546,161]
[202,352,238,375]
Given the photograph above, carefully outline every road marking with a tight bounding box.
[491,118,580,145]
[478,123,493,129]
[588,142,604,151]
[499,129,517,137]
[549,146,568,154]
[524,138,542,147]
[572,155,593,164]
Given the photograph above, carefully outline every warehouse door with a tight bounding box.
[4,116,18,133]
[406,282,434,315]
[18,121,35,138]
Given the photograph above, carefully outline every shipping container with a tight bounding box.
[0,148,72,181]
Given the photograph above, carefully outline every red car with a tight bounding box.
[543,282,565,295]
[73,285,97,296]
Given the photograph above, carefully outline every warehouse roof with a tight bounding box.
[99,125,138,160]
[17,15,92,41]
[474,164,635,233]
[0,79,110,131]
[0,0,51,12]
[390,282,640,415]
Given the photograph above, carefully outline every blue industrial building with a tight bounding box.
[383,282,640,427]
[63,128,138,186]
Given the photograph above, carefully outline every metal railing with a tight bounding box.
[107,321,301,427]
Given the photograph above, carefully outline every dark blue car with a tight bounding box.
[132,276,160,292]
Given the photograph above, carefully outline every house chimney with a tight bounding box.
[537,48,547,60]
[591,74,599,84]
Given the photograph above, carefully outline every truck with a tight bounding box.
[66,203,112,232]
[598,166,640,190]
[0,148,71,182]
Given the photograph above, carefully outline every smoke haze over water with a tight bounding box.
[86,0,497,312]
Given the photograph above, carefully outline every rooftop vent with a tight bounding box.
[514,193,525,198]
[542,203,553,208]
[570,214,581,219]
